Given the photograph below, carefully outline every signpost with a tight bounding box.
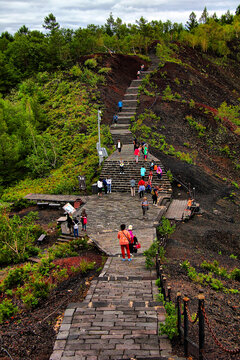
[97,110,108,165]
[78,175,86,191]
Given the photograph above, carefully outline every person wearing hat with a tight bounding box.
[128,225,134,255]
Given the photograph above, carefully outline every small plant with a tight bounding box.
[98,67,111,74]
[84,58,97,69]
[159,300,178,339]
[166,170,173,182]
[144,241,158,269]
[79,260,95,274]
[0,299,18,323]
[230,254,238,260]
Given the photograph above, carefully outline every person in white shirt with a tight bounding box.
[106,177,112,193]
[97,178,103,196]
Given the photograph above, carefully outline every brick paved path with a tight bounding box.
[50,257,184,360]
[50,59,184,360]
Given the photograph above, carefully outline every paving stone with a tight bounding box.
[50,350,63,360]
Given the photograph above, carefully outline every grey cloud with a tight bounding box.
[0,0,239,33]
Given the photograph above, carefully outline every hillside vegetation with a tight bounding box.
[0,7,240,202]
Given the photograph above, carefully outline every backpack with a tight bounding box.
[151,189,155,195]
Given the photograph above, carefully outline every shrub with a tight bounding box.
[84,58,97,69]
[230,268,240,281]
[0,299,18,323]
[98,67,111,74]
[159,300,178,339]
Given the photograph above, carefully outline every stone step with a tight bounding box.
[124,94,138,100]
[110,123,130,130]
[125,87,139,95]
[130,79,142,87]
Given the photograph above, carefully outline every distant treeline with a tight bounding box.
[1,6,240,94]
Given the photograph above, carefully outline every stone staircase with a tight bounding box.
[101,159,171,194]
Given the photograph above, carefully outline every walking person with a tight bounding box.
[73,218,79,237]
[150,160,155,171]
[113,114,118,125]
[138,178,145,198]
[156,165,162,179]
[152,186,158,205]
[116,139,123,153]
[118,100,122,112]
[140,166,146,180]
[141,197,149,217]
[97,178,103,196]
[118,224,132,261]
[81,209,87,231]
[106,176,112,193]
[137,70,141,79]
[143,144,148,161]
[130,177,136,197]
[103,178,108,194]
[128,225,134,255]
[67,213,74,235]
[134,147,140,163]
[148,169,153,181]
[146,179,152,193]
[119,159,124,174]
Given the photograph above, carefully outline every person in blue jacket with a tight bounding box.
[118,100,122,112]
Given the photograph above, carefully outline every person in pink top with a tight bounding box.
[134,147,140,163]
[156,165,162,179]
[128,225,134,255]
[117,224,132,261]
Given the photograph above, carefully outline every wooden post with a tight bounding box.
[159,266,163,289]
[167,286,171,302]
[156,252,159,276]
[183,296,190,357]
[198,293,205,360]
[162,276,167,301]
[177,292,182,338]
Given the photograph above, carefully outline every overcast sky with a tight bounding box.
[0,1,239,34]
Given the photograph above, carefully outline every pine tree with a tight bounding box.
[199,7,209,24]
[185,12,198,31]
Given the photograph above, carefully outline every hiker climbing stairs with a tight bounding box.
[101,144,172,195]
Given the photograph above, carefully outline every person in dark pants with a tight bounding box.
[103,178,108,194]
[116,139,122,153]
[67,213,74,234]
[118,100,122,112]
[142,197,149,217]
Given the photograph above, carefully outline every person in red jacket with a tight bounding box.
[118,224,132,261]
[134,147,140,163]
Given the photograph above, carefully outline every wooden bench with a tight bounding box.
[37,234,46,245]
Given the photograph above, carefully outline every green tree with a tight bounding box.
[199,7,209,24]
[105,12,115,36]
[185,12,198,31]
[0,210,39,265]
[43,13,60,33]
[236,4,240,15]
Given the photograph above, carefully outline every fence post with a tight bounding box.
[198,292,205,360]
[167,286,171,302]
[162,276,167,301]
[177,292,182,338]
[159,266,163,288]
[156,252,159,276]
[183,296,190,357]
